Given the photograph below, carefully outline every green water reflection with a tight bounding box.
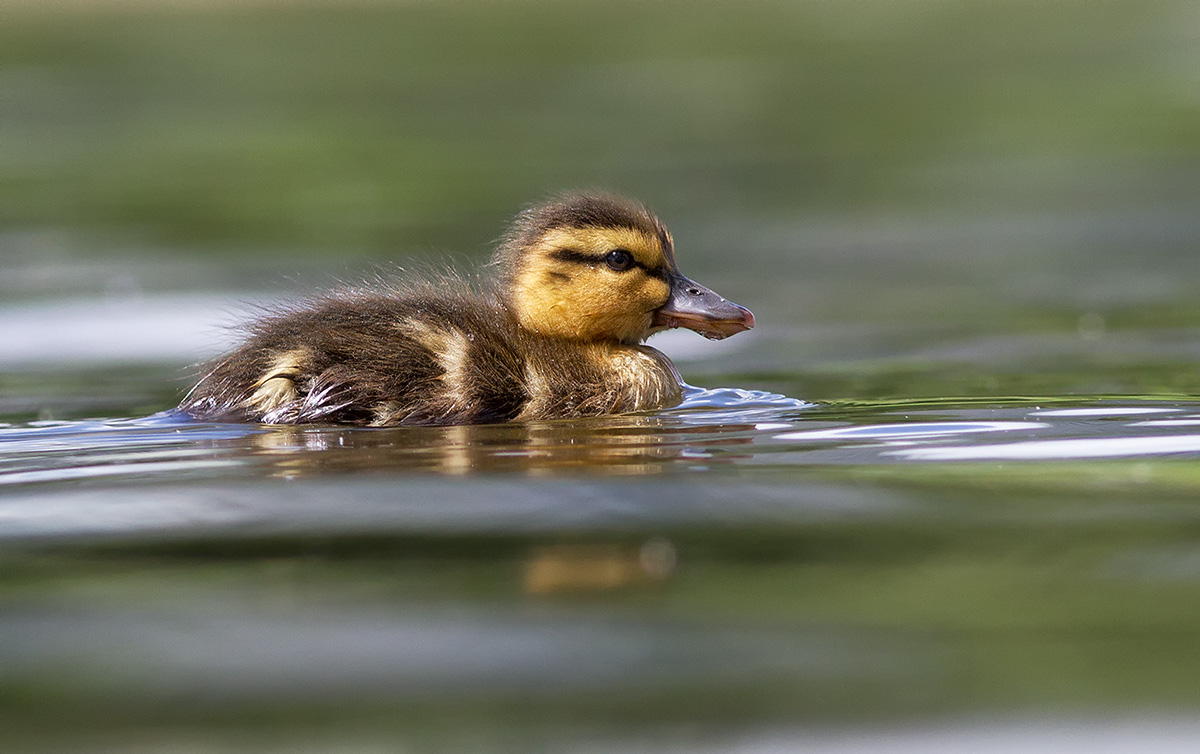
[8,460,1200,749]
[7,397,1200,749]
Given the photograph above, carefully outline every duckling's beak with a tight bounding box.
[652,274,755,340]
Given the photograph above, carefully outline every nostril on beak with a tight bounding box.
[687,287,701,296]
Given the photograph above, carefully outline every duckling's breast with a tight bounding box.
[514,339,683,421]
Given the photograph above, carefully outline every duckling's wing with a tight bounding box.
[182,288,529,427]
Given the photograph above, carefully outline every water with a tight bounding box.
[7,345,1200,751]
[9,391,1200,495]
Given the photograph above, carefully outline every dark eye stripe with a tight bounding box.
[641,264,668,280]
[550,248,668,280]
[549,249,598,266]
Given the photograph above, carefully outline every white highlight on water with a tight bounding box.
[0,294,274,366]
[890,434,1200,461]
[774,421,1045,442]
[1031,407,1182,417]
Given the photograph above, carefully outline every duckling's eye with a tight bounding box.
[605,249,635,272]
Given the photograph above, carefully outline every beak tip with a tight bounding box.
[652,276,755,340]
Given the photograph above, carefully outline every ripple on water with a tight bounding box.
[5,392,1200,739]
[4,396,1200,495]
[890,433,1200,461]
[772,421,1047,442]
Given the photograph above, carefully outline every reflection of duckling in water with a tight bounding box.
[181,193,754,426]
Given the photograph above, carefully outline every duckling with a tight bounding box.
[180,193,754,426]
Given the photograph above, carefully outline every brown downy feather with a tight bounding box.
[183,275,529,425]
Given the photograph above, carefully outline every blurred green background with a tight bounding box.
[5,0,1200,409]
[4,0,1199,301]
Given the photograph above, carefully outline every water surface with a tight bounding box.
[6,345,1200,751]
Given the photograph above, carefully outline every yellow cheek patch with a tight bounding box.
[509,224,673,344]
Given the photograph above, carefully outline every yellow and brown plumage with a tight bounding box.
[180,193,754,426]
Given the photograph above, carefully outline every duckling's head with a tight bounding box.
[493,193,754,345]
